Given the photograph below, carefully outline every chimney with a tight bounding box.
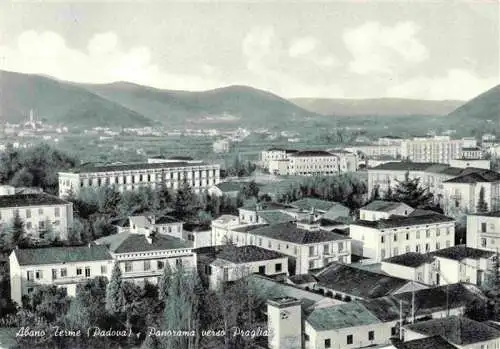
[267,297,302,349]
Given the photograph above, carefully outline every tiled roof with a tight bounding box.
[64,161,213,173]
[361,200,411,212]
[290,198,347,213]
[155,216,181,224]
[370,162,439,171]
[383,252,435,268]
[183,223,211,232]
[470,211,500,217]
[0,193,70,208]
[257,211,295,224]
[315,263,410,299]
[405,316,500,345]
[288,274,317,285]
[13,245,113,266]
[430,245,495,261]
[214,181,246,192]
[443,170,500,183]
[215,245,288,263]
[95,233,192,253]
[393,336,458,349]
[306,302,381,331]
[290,150,334,157]
[352,213,454,229]
[249,222,350,244]
[241,201,294,211]
[232,224,268,233]
[361,283,485,322]
[109,217,130,228]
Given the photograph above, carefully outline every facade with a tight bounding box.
[260,148,298,170]
[381,253,436,285]
[326,149,358,172]
[449,158,491,170]
[349,213,456,262]
[9,245,114,304]
[359,201,415,221]
[212,139,230,153]
[267,297,303,349]
[183,223,212,249]
[58,161,221,197]
[95,230,196,286]
[207,181,246,198]
[482,134,497,149]
[0,193,73,239]
[287,151,339,176]
[459,146,483,160]
[400,136,468,164]
[442,171,500,216]
[207,245,289,289]
[467,211,500,251]
[289,198,350,221]
[346,145,401,159]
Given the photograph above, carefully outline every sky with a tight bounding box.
[0,0,499,100]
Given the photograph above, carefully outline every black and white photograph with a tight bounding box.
[0,0,499,348]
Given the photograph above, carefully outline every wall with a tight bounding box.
[467,214,500,251]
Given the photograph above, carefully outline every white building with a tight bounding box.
[207,245,288,290]
[404,316,500,349]
[58,161,220,197]
[350,213,456,262]
[442,170,500,216]
[346,145,401,159]
[359,201,415,221]
[9,245,114,304]
[449,158,491,170]
[326,149,358,172]
[260,148,298,170]
[287,150,339,176]
[0,193,74,240]
[467,211,500,251]
[183,223,212,249]
[400,136,470,164]
[212,139,231,153]
[0,185,15,196]
[482,134,497,149]
[94,229,196,286]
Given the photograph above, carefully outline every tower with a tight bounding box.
[267,297,302,349]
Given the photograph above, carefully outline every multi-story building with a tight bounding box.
[449,158,491,170]
[377,136,404,146]
[287,150,339,176]
[400,136,472,164]
[9,245,114,304]
[466,211,500,251]
[459,146,483,160]
[326,149,358,172]
[346,145,401,159]
[482,134,497,149]
[0,193,74,239]
[260,148,298,169]
[349,213,456,262]
[95,229,196,286]
[58,161,220,197]
[442,170,500,216]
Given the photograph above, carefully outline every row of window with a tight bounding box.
[305,331,375,347]
[380,227,451,243]
[0,207,61,220]
[382,240,451,258]
[26,265,107,281]
[123,259,183,272]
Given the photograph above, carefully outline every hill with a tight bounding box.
[291,97,464,117]
[0,70,154,128]
[82,82,319,126]
[446,84,500,122]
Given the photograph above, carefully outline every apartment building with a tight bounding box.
[400,136,472,164]
[326,149,358,172]
[58,161,220,197]
[442,170,500,215]
[287,150,339,176]
[350,213,456,262]
[260,148,298,169]
[466,211,500,252]
[9,245,114,304]
[95,230,196,286]
[0,193,73,239]
[346,145,401,159]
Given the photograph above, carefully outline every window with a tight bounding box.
[309,246,315,256]
[416,231,420,239]
[259,265,266,274]
[275,263,282,272]
[268,240,272,248]
[223,268,229,281]
[294,246,298,255]
[35,270,43,279]
[157,261,164,270]
[393,247,398,256]
[124,262,132,272]
[368,331,375,341]
[482,222,487,233]
[391,327,397,336]
[27,271,34,281]
[416,245,420,253]
[426,229,430,238]
[446,240,451,248]
[85,267,91,278]
[144,261,151,271]
[38,208,43,215]
[381,236,385,243]
[347,334,353,344]
[417,272,423,281]
[324,339,331,348]
[309,260,315,270]
[259,238,262,246]
[394,234,397,242]
[436,242,440,250]
[405,246,410,253]
[436,228,440,237]
[27,287,34,294]
[26,209,31,218]
[54,207,60,217]
[406,232,409,240]
[447,228,450,235]
[101,265,107,274]
[324,244,330,254]
[52,269,57,280]
[381,249,386,259]
[60,268,67,277]
[60,287,67,296]
[304,334,310,342]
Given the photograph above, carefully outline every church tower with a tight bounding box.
[267,297,302,349]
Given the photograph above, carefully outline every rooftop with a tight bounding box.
[290,150,335,157]
[0,193,70,208]
[353,213,454,229]
[214,181,246,192]
[290,198,347,213]
[249,222,350,244]
[470,211,500,217]
[95,233,193,253]
[62,161,215,174]
[383,252,435,268]
[430,245,495,261]
[369,162,488,177]
[288,274,317,285]
[257,211,295,224]
[405,316,500,345]
[215,245,288,264]
[315,263,411,299]
[393,336,458,349]
[13,245,113,266]
[443,170,500,184]
[241,201,295,211]
[306,302,381,331]
[155,215,182,225]
[361,200,412,213]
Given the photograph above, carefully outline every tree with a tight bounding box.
[158,263,172,301]
[391,171,433,208]
[175,178,196,218]
[10,210,25,247]
[106,262,124,314]
[477,186,489,213]
[241,181,260,200]
[371,185,381,201]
